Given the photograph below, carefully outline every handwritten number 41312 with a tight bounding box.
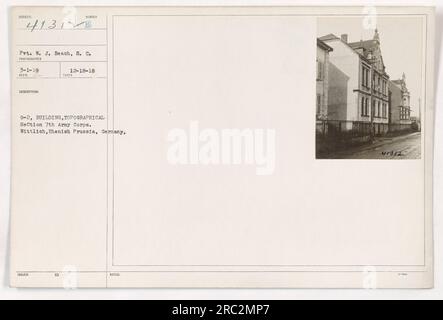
[25,19,92,31]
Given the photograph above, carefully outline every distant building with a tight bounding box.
[389,73,412,131]
[319,29,390,135]
[316,39,333,120]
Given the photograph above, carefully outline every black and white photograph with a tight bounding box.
[316,16,423,159]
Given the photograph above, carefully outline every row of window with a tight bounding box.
[319,61,387,96]
[361,96,370,116]
[376,101,388,118]
[400,107,411,120]
[361,65,387,95]
[361,66,370,88]
[317,92,394,120]
[317,60,324,81]
[316,93,323,114]
[361,97,388,118]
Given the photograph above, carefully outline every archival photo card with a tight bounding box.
[9,6,434,288]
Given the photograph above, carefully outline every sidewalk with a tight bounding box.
[320,132,421,159]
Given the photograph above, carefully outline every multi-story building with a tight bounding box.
[389,73,412,131]
[319,29,390,135]
[316,39,333,120]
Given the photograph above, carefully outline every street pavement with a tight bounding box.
[329,132,421,159]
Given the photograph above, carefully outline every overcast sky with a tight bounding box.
[318,16,425,117]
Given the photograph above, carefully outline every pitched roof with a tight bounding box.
[317,38,333,51]
[348,39,378,52]
[319,34,370,64]
[318,34,339,41]
[318,31,388,73]
[391,78,409,93]
[389,80,402,89]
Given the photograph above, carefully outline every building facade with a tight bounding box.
[316,39,332,120]
[319,30,390,135]
[389,73,412,131]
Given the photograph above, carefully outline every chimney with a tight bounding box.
[341,34,348,43]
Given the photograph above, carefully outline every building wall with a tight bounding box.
[370,70,389,125]
[316,45,329,120]
[324,39,359,123]
[400,90,412,125]
[328,62,349,121]
[389,81,402,124]
[389,81,412,127]
[357,61,372,123]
